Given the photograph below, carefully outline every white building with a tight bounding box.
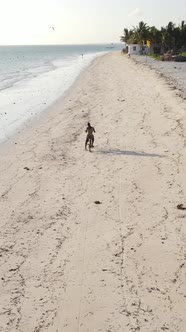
[128,44,141,55]
[127,43,150,55]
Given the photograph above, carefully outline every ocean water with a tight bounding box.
[0,44,122,142]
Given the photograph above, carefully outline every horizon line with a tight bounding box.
[0,42,123,47]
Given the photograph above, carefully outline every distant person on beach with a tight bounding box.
[82,54,83,58]
[85,122,95,150]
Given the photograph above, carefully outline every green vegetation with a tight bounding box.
[121,21,186,54]
[148,54,162,61]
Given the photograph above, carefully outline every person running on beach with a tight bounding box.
[85,122,95,150]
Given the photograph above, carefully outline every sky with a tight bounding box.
[0,0,185,45]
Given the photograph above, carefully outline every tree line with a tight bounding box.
[121,21,186,53]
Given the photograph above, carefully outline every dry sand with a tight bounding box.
[131,54,186,99]
[0,52,186,332]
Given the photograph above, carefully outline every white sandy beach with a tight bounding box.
[0,52,186,332]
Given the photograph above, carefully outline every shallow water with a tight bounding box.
[0,44,122,141]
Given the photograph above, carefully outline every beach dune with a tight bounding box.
[0,52,186,331]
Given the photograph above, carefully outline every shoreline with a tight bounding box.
[0,52,109,152]
[0,52,186,331]
[0,48,110,144]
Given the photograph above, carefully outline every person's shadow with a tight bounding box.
[96,149,164,158]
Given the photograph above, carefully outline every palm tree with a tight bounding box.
[149,26,161,43]
[161,28,173,51]
[132,21,150,51]
[166,21,175,33]
[120,28,133,44]
[181,20,185,30]
[179,21,186,49]
[120,21,186,55]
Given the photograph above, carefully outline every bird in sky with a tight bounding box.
[49,26,55,31]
